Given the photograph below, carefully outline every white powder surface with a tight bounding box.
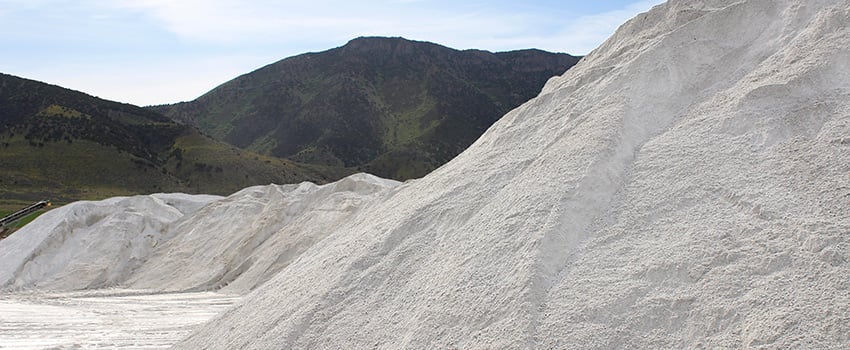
[0,289,238,349]
[176,0,850,348]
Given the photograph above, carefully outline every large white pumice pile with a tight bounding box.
[0,193,221,291]
[0,173,400,293]
[175,0,849,348]
[127,173,400,293]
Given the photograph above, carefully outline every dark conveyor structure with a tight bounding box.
[0,200,51,230]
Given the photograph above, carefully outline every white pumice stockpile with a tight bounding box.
[0,173,398,293]
[1,0,848,348]
[126,173,400,293]
[175,0,849,348]
[0,193,222,291]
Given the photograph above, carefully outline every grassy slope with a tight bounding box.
[0,129,354,206]
[0,134,166,203]
[0,73,352,208]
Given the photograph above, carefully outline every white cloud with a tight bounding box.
[101,0,664,54]
[3,0,667,104]
[105,0,381,42]
[555,0,664,53]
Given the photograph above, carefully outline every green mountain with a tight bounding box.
[153,37,580,179]
[0,73,349,207]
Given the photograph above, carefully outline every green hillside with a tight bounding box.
[154,37,580,179]
[0,73,350,206]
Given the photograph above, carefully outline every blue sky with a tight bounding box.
[0,0,664,106]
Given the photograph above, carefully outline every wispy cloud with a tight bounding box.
[102,0,663,54]
[549,0,664,53]
[1,0,665,105]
